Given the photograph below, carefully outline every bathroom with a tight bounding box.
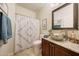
[0,3,79,56]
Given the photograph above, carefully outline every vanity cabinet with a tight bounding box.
[42,38,79,56]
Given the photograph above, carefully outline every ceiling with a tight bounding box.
[16,3,61,13]
[17,3,48,12]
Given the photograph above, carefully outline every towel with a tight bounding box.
[0,12,2,39]
[0,12,12,45]
[7,16,12,39]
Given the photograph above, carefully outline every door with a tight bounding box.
[54,45,71,56]
[42,39,50,56]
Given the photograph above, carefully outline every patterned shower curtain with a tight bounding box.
[15,14,40,53]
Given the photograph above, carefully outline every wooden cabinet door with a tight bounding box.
[42,39,50,56]
[50,43,54,56]
[54,45,71,56]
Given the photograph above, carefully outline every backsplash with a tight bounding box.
[41,30,79,39]
[67,30,78,40]
[48,30,79,44]
[49,30,79,39]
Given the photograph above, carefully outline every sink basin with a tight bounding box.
[51,34,65,41]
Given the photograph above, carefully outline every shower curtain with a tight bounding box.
[15,14,40,53]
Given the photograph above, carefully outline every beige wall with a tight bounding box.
[38,4,63,34]
[0,3,15,56]
[15,5,36,18]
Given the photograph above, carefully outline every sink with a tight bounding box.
[51,33,66,41]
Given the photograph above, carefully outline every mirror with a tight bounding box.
[52,3,78,30]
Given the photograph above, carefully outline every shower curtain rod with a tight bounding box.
[0,7,8,16]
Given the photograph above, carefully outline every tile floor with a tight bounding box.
[15,47,41,56]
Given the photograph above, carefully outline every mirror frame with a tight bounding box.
[52,3,78,30]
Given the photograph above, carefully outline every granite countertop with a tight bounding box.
[43,37,79,54]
